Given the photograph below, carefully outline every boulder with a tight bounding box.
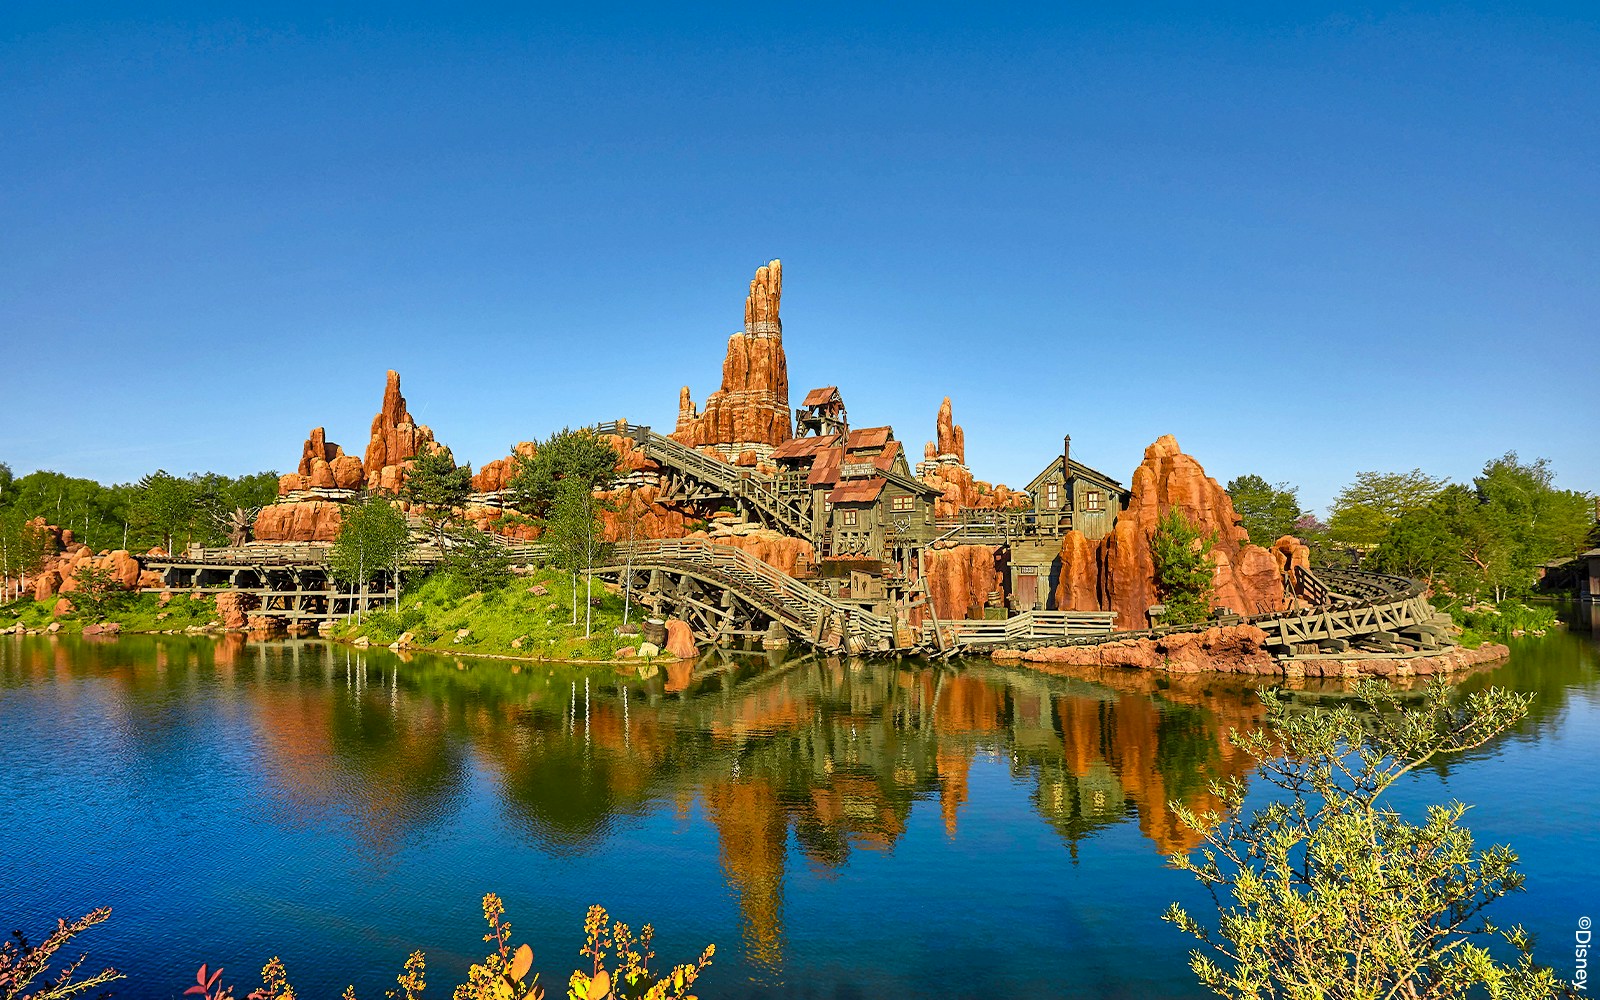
[665,618,698,659]
[253,501,344,542]
[638,641,661,658]
[215,592,260,630]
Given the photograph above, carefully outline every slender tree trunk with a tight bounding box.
[571,571,579,626]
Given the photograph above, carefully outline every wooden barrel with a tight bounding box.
[642,618,667,646]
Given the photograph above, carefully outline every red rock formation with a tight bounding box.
[690,529,814,577]
[253,501,343,543]
[923,544,1004,621]
[918,397,1027,519]
[665,618,698,659]
[1053,435,1296,628]
[999,624,1277,674]
[363,370,438,492]
[215,592,260,630]
[471,441,537,493]
[278,428,366,494]
[673,260,791,458]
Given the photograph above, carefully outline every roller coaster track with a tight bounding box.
[594,539,1442,658]
[596,421,813,538]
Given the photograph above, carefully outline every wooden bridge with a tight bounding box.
[597,421,815,538]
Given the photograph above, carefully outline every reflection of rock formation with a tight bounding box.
[702,781,788,975]
[673,260,792,463]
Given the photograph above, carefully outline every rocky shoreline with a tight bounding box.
[991,623,1510,677]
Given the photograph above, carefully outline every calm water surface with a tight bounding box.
[1,621,1595,999]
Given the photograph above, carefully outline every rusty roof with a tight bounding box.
[771,434,839,460]
[828,477,886,504]
[801,386,841,407]
[872,443,904,472]
[807,447,843,487]
[845,426,893,452]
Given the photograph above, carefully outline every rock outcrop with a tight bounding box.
[278,427,365,493]
[1052,435,1296,628]
[923,544,1005,621]
[673,260,791,461]
[253,501,343,543]
[665,618,699,660]
[364,369,438,492]
[471,442,537,493]
[917,397,1028,519]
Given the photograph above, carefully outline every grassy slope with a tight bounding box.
[331,569,650,661]
[2,592,219,632]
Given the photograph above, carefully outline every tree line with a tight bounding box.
[0,461,281,594]
[1226,452,1594,601]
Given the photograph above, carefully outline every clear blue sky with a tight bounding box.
[4,3,1595,515]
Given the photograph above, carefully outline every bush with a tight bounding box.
[1166,681,1562,1000]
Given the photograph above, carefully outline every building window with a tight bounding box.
[843,509,858,526]
[891,496,914,512]
[1084,490,1104,511]
[824,501,833,513]
[1046,482,1059,508]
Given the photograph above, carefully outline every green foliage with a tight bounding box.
[0,510,51,601]
[400,447,473,546]
[1166,681,1561,1000]
[1151,508,1215,624]
[1327,469,1450,548]
[1,469,134,551]
[1370,453,1593,601]
[331,494,413,589]
[333,568,639,661]
[132,470,203,554]
[506,428,619,520]
[69,563,128,622]
[1225,474,1304,547]
[442,526,514,593]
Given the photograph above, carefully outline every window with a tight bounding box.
[891,496,914,512]
[1084,490,1104,511]
[842,509,858,526]
[1046,482,1059,508]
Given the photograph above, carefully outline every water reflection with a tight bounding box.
[3,630,1593,987]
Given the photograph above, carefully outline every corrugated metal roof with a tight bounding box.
[807,448,843,486]
[872,444,903,472]
[801,386,840,407]
[845,426,893,451]
[772,434,839,460]
[829,477,886,504]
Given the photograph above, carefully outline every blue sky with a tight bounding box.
[4,4,1595,514]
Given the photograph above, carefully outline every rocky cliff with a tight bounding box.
[673,260,792,461]
[923,544,1005,621]
[1053,435,1295,628]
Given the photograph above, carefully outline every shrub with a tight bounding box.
[1166,680,1561,1000]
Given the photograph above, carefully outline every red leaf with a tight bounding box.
[196,965,210,986]
[208,967,224,987]
[184,987,206,996]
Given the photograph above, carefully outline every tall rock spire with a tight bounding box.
[673,259,792,464]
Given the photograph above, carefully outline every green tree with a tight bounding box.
[442,526,514,593]
[506,428,618,520]
[543,476,611,634]
[1327,469,1449,549]
[1151,508,1215,624]
[68,563,128,622]
[0,510,51,604]
[6,470,129,551]
[1474,452,1592,600]
[132,471,202,554]
[400,447,472,549]
[1226,475,1304,546]
[1370,484,1483,594]
[0,461,13,506]
[1166,681,1559,1000]
[330,495,412,620]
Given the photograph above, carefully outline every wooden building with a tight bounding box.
[1006,436,1130,612]
[1023,436,1129,541]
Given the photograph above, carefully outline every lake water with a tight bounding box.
[2,620,1595,999]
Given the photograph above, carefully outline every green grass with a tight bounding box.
[1431,596,1557,647]
[331,568,652,662]
[1,592,219,633]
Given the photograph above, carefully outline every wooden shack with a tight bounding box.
[1023,435,1128,541]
